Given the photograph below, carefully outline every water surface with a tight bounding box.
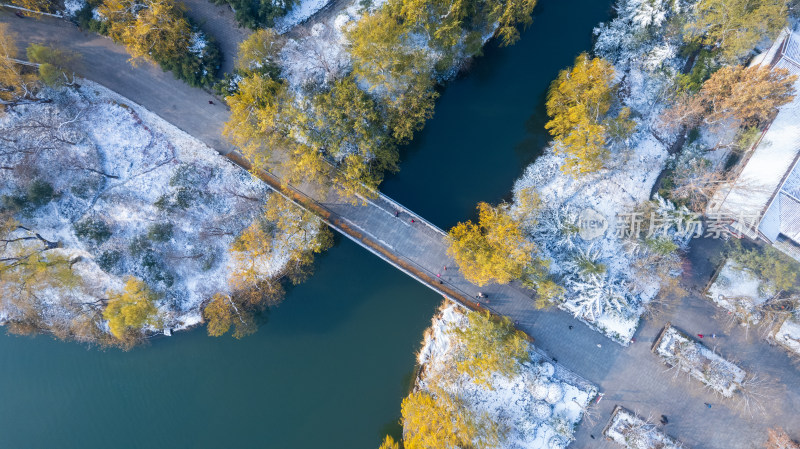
[0,1,613,447]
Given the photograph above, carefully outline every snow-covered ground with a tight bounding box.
[279,12,355,93]
[604,406,686,449]
[274,0,334,34]
[511,0,695,344]
[414,302,598,448]
[773,317,800,357]
[706,259,772,325]
[0,81,307,339]
[277,0,484,97]
[654,324,746,398]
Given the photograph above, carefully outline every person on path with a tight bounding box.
[704,403,712,409]
[208,100,214,105]
[436,273,441,278]
[660,415,669,424]
[597,344,602,348]
[394,211,399,217]
[711,333,716,339]
[568,325,573,330]
[590,435,595,440]
[698,334,704,338]
[411,219,415,223]
[443,266,447,271]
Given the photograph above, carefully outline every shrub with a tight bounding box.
[147,223,174,242]
[729,243,798,293]
[27,180,54,207]
[75,3,111,35]
[1,195,27,213]
[74,218,112,244]
[128,235,151,256]
[645,236,679,256]
[97,250,122,273]
[153,26,222,87]
[211,0,296,29]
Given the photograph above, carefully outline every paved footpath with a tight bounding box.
[178,0,251,74]
[3,9,799,448]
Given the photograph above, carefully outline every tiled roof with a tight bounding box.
[715,26,800,245]
[779,193,800,242]
[783,28,800,71]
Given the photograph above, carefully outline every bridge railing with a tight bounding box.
[225,152,492,313]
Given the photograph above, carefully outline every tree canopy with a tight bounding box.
[545,53,634,176]
[452,310,530,386]
[447,202,534,286]
[96,0,220,87]
[685,0,788,62]
[663,65,796,132]
[224,0,538,201]
[99,0,192,64]
[206,195,332,338]
[0,24,42,111]
[377,436,400,449]
[26,44,79,87]
[235,28,284,76]
[211,0,296,29]
[103,276,161,342]
[401,387,499,449]
[1,214,82,331]
[8,0,59,13]
[729,242,798,294]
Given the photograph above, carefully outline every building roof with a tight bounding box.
[710,26,800,255]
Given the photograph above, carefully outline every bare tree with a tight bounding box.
[734,372,780,419]
[765,428,800,449]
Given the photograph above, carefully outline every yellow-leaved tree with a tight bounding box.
[663,65,796,130]
[99,0,192,64]
[205,195,333,338]
[377,435,400,449]
[545,53,634,176]
[401,386,501,449]
[685,0,787,62]
[346,9,438,144]
[223,73,293,167]
[452,310,530,386]
[309,76,398,199]
[103,277,161,344]
[1,213,81,332]
[235,29,284,73]
[26,44,79,87]
[447,202,534,286]
[8,0,58,14]
[1,24,42,112]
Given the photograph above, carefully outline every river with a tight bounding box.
[0,1,611,447]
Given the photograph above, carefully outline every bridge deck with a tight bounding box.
[3,9,800,448]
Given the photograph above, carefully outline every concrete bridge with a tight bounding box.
[3,8,800,448]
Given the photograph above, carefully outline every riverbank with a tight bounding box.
[402,301,598,448]
[0,80,324,344]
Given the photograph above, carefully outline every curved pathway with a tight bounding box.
[2,8,799,448]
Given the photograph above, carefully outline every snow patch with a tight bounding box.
[413,302,598,448]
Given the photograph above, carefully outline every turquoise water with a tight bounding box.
[0,1,612,447]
